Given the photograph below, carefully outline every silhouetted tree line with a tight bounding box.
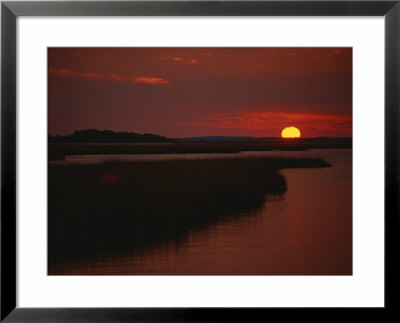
[48,129,171,143]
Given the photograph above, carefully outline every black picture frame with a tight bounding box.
[1,0,399,321]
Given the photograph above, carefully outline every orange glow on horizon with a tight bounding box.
[281,127,301,138]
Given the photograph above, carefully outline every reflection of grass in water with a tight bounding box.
[48,157,330,272]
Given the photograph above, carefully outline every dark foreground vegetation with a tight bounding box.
[48,157,330,273]
[48,138,352,161]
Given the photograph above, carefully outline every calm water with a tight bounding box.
[52,149,352,275]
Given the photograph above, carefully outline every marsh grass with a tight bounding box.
[48,139,351,161]
[48,157,330,271]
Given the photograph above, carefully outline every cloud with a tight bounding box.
[82,72,102,78]
[208,110,350,130]
[132,109,352,136]
[161,57,199,64]
[131,77,169,85]
[49,68,169,85]
[49,68,77,76]
[49,68,104,79]
[313,48,345,59]
[173,110,352,133]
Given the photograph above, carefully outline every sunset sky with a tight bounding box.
[48,48,352,138]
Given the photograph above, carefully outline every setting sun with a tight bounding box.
[281,127,301,138]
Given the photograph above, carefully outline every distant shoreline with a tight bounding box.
[48,138,352,161]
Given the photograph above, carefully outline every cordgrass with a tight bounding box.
[48,157,331,272]
[48,139,351,161]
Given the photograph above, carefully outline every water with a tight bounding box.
[51,149,352,275]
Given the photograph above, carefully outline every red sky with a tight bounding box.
[48,48,352,138]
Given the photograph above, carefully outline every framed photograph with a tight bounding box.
[1,0,399,321]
